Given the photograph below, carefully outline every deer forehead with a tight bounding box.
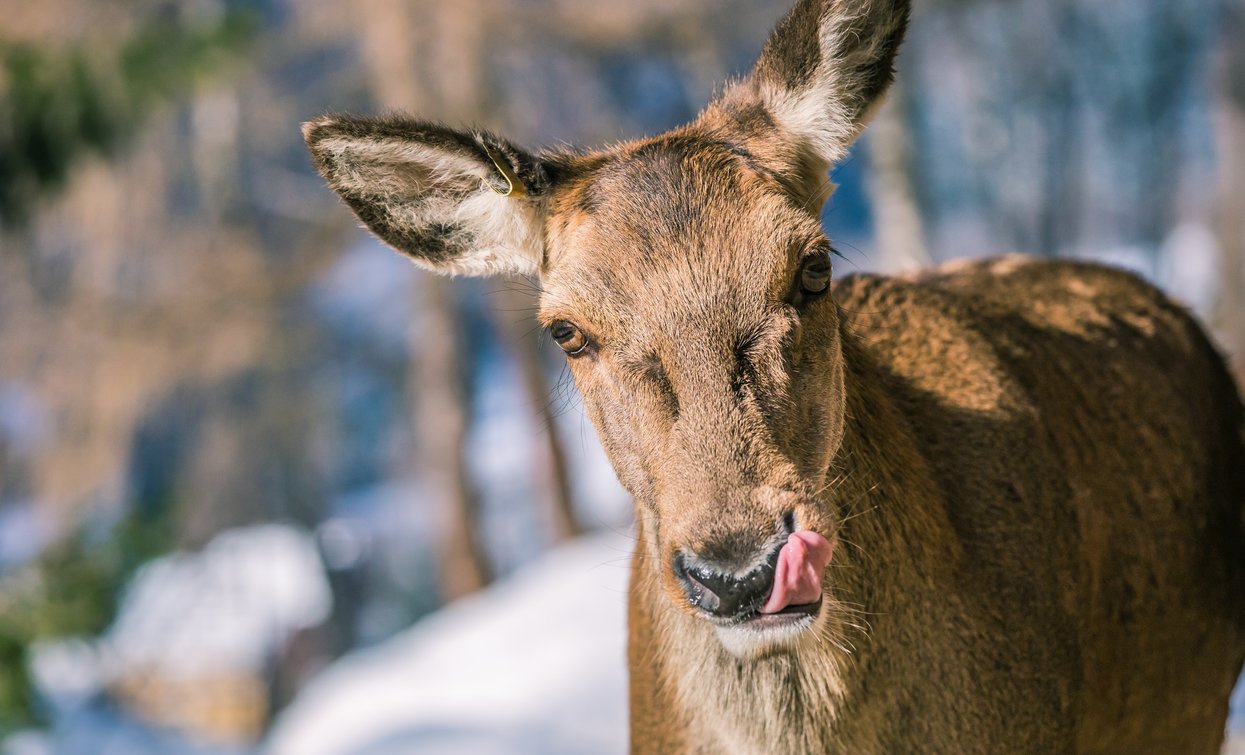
[538,138,828,343]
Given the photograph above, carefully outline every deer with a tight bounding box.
[303,0,1245,751]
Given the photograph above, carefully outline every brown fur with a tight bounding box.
[304,0,1245,752]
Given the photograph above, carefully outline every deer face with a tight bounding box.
[537,133,847,651]
[305,0,908,656]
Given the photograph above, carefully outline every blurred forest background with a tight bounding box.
[1,0,1243,752]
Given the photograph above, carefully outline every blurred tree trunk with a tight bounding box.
[430,0,582,541]
[865,81,930,272]
[1214,1,1245,377]
[488,289,581,540]
[353,0,490,599]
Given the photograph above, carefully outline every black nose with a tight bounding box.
[673,543,783,619]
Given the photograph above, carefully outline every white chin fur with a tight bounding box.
[713,613,821,659]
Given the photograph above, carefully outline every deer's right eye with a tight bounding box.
[550,320,589,355]
[799,253,832,296]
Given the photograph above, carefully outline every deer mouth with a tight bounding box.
[708,595,822,628]
[760,529,833,613]
[711,596,824,657]
[742,597,823,626]
[704,530,831,655]
[682,528,832,628]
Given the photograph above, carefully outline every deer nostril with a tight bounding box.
[673,552,720,613]
[674,544,782,620]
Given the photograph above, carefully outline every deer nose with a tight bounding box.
[673,542,783,620]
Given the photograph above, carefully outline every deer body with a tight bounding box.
[305,1,1245,752]
[629,258,1245,754]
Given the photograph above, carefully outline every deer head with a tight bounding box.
[305,0,909,657]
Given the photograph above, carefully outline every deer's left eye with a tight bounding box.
[550,320,589,355]
[799,253,832,296]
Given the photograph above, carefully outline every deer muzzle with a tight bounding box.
[674,528,833,624]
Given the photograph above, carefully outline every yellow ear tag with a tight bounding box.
[482,143,528,198]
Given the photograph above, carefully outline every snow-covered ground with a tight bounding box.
[265,530,633,755]
[30,524,331,702]
[267,526,1245,755]
[7,525,333,755]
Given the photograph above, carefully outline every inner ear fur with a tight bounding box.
[303,114,552,277]
[700,0,910,206]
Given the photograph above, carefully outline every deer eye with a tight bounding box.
[550,320,589,355]
[799,253,832,296]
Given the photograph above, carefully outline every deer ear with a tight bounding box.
[303,115,550,277]
[710,0,909,186]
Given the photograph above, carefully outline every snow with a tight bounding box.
[104,524,332,679]
[30,524,333,702]
[264,530,632,755]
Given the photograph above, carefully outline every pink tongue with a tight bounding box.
[759,530,833,614]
